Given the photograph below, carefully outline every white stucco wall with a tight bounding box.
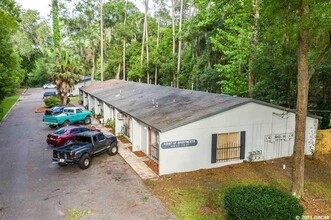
[94,99,101,115]
[88,95,94,111]
[103,103,111,122]
[114,109,124,136]
[131,119,150,153]
[158,102,318,175]
[132,118,141,151]
[82,92,88,107]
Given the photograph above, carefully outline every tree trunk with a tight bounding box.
[100,0,104,82]
[176,0,184,88]
[52,0,60,49]
[248,0,259,98]
[155,16,160,85]
[122,0,128,81]
[116,63,121,79]
[171,0,176,85]
[292,0,309,199]
[123,39,126,80]
[144,0,150,84]
[91,47,95,82]
[62,94,68,105]
[141,16,146,68]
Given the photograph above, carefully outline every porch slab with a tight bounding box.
[90,118,159,180]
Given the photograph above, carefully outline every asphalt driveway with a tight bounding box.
[0,88,175,220]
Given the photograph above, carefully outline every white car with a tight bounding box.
[43,83,57,89]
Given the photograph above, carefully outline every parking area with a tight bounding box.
[0,88,175,219]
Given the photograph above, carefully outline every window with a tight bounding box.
[76,109,82,113]
[211,131,246,163]
[70,129,80,134]
[76,136,92,143]
[80,128,89,132]
[92,136,97,143]
[54,128,67,135]
[97,134,105,141]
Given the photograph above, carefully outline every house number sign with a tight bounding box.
[161,139,198,149]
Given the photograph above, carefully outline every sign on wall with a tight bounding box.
[161,139,198,149]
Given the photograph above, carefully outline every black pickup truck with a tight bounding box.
[52,131,118,169]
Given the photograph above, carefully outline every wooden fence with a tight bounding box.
[315,129,331,155]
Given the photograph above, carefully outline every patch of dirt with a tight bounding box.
[198,206,217,215]
[145,154,331,219]
[133,151,146,157]
[144,159,159,175]
[117,135,131,144]
[35,106,48,113]
[108,128,115,135]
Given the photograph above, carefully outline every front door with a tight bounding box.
[148,127,151,156]
[150,129,159,162]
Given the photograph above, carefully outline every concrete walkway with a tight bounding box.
[91,118,159,180]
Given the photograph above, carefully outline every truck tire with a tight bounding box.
[84,116,91,125]
[78,153,91,169]
[63,120,70,127]
[107,143,118,156]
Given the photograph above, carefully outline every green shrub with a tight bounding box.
[96,113,103,119]
[223,185,304,220]
[44,96,61,108]
[104,119,115,129]
[91,107,95,117]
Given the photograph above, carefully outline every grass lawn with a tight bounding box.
[0,95,20,121]
[69,95,80,104]
[145,154,331,219]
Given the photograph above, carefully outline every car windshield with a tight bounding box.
[75,136,92,143]
[53,128,67,135]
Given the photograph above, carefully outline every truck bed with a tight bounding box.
[54,142,89,153]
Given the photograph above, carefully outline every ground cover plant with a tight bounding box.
[0,95,20,121]
[145,154,331,219]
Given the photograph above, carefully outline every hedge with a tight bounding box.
[223,185,304,220]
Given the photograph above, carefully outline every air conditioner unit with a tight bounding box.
[117,113,124,120]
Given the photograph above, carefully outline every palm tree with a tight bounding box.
[52,50,81,105]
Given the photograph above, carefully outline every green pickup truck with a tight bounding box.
[43,107,92,128]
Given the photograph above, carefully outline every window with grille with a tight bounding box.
[211,131,246,163]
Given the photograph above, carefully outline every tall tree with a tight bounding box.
[143,0,150,83]
[52,50,81,105]
[176,0,184,88]
[100,0,104,81]
[0,0,22,101]
[52,0,60,50]
[262,0,331,198]
[292,0,331,198]
[248,0,259,98]
[122,0,128,80]
[171,0,176,86]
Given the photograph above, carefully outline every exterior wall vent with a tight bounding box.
[117,113,124,120]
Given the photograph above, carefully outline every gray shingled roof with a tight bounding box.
[80,80,319,132]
